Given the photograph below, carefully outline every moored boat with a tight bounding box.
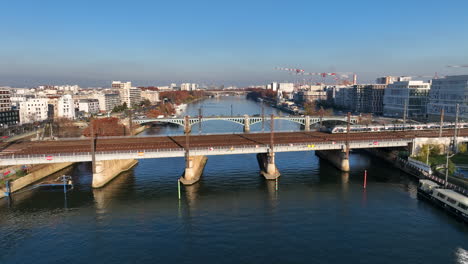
[34,175,73,191]
[417,179,468,222]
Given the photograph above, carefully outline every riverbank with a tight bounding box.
[365,148,468,194]
[0,162,74,199]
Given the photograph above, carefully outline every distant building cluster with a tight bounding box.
[257,74,468,121]
[0,80,208,126]
[2,74,468,127]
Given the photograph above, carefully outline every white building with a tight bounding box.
[19,98,49,124]
[141,90,160,103]
[94,93,121,112]
[78,99,100,114]
[111,81,132,89]
[157,86,172,91]
[271,82,278,91]
[180,83,199,91]
[120,87,142,107]
[376,76,412,85]
[427,75,468,121]
[57,94,75,119]
[278,83,294,93]
[383,80,431,118]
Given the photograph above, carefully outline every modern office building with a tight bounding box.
[354,84,387,114]
[376,76,412,85]
[383,80,431,118]
[0,110,19,126]
[427,75,468,121]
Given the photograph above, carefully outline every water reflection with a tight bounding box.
[183,182,201,209]
[93,170,136,213]
[341,172,349,194]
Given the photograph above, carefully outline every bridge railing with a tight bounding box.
[50,130,310,141]
[0,138,411,161]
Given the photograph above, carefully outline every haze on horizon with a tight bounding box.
[1,0,468,87]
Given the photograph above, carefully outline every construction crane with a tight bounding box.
[275,67,305,75]
[275,67,355,85]
[406,73,441,79]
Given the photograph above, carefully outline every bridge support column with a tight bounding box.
[257,152,280,180]
[244,114,250,133]
[180,155,208,185]
[92,159,138,188]
[304,116,310,131]
[184,116,191,134]
[316,149,350,172]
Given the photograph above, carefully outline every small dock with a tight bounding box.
[34,176,73,191]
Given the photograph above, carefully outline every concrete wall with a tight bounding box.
[0,162,73,198]
[92,159,138,188]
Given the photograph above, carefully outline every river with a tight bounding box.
[0,96,467,264]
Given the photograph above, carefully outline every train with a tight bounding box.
[328,122,468,134]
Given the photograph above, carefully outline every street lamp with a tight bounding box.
[445,145,456,188]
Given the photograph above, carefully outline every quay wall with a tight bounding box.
[0,162,74,199]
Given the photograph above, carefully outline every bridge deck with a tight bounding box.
[1,129,466,156]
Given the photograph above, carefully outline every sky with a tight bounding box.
[1,0,468,87]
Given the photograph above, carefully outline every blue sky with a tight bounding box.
[1,0,468,87]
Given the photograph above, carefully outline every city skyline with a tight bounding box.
[1,0,468,87]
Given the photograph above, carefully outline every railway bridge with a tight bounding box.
[1,129,467,190]
[134,115,359,133]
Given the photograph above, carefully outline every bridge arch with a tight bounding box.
[134,119,185,127]
[134,116,357,129]
[189,118,245,126]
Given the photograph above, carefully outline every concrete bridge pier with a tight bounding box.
[243,115,250,133]
[304,116,310,131]
[184,116,191,134]
[315,149,350,172]
[257,151,280,180]
[180,155,208,185]
[92,159,138,188]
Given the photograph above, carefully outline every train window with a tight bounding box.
[437,193,446,199]
[446,197,457,204]
[458,203,468,210]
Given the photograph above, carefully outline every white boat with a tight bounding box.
[417,179,468,222]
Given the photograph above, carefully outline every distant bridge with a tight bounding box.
[133,115,359,132]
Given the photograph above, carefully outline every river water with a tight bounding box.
[1,96,467,264]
